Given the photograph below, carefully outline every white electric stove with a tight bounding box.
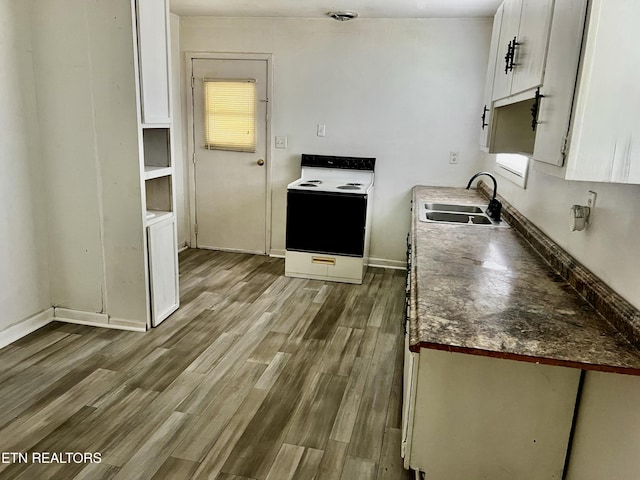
[285,154,376,284]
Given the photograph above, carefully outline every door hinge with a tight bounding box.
[191,76,195,89]
[192,152,196,164]
[194,223,198,235]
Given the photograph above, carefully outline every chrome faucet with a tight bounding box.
[466,172,502,222]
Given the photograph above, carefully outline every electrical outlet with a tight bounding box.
[449,151,459,164]
[317,124,326,137]
[275,136,288,149]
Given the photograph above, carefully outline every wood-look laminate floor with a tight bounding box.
[0,249,411,480]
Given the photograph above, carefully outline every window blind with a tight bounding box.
[204,79,256,153]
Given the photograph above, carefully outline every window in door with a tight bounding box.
[204,79,256,153]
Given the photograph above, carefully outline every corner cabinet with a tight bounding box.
[133,0,180,326]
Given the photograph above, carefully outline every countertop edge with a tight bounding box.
[409,341,640,376]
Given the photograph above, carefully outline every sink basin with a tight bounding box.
[424,203,484,214]
[424,212,493,225]
[419,202,509,227]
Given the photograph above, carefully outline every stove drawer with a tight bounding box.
[285,251,365,284]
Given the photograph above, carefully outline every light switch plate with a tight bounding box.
[317,124,326,137]
[275,136,288,149]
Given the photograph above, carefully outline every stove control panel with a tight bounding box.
[301,154,376,171]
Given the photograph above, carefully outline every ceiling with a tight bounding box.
[170,0,502,19]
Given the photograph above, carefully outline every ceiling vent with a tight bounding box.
[327,10,358,21]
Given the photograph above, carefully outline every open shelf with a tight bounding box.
[145,175,172,212]
[489,98,536,155]
[144,166,172,180]
[145,209,173,226]
[143,128,171,169]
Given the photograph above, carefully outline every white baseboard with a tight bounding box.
[368,257,407,270]
[269,249,286,258]
[178,244,189,253]
[109,317,147,332]
[54,308,147,332]
[0,308,54,350]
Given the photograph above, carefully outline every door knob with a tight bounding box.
[257,159,265,166]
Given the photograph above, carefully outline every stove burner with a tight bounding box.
[337,185,362,190]
[299,183,318,187]
[306,180,323,184]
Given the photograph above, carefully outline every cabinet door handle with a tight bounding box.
[481,105,489,130]
[507,36,520,72]
[504,40,512,74]
[531,87,544,131]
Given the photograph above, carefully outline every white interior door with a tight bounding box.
[191,58,268,254]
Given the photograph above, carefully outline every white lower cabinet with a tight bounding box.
[402,333,418,466]
[565,371,640,480]
[147,215,179,327]
[403,348,581,479]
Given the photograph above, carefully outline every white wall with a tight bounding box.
[487,157,640,310]
[179,17,492,265]
[171,13,189,248]
[0,0,51,336]
[30,0,148,325]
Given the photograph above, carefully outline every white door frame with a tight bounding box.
[185,52,274,254]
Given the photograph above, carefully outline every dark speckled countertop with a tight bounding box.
[409,186,640,374]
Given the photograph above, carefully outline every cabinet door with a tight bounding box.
[136,0,171,124]
[480,4,505,150]
[410,350,581,479]
[147,216,179,326]
[402,333,419,468]
[510,0,553,95]
[492,0,522,101]
[565,371,640,480]
[532,0,587,166]
[566,0,640,183]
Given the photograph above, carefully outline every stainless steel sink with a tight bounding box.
[424,212,493,225]
[424,203,484,214]
[419,202,509,227]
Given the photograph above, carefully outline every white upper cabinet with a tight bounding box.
[492,0,521,100]
[492,0,553,101]
[479,4,504,150]
[532,0,587,167]
[510,0,554,94]
[136,0,171,125]
[564,0,640,183]
[486,0,640,184]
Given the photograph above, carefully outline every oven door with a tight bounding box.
[286,190,367,257]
